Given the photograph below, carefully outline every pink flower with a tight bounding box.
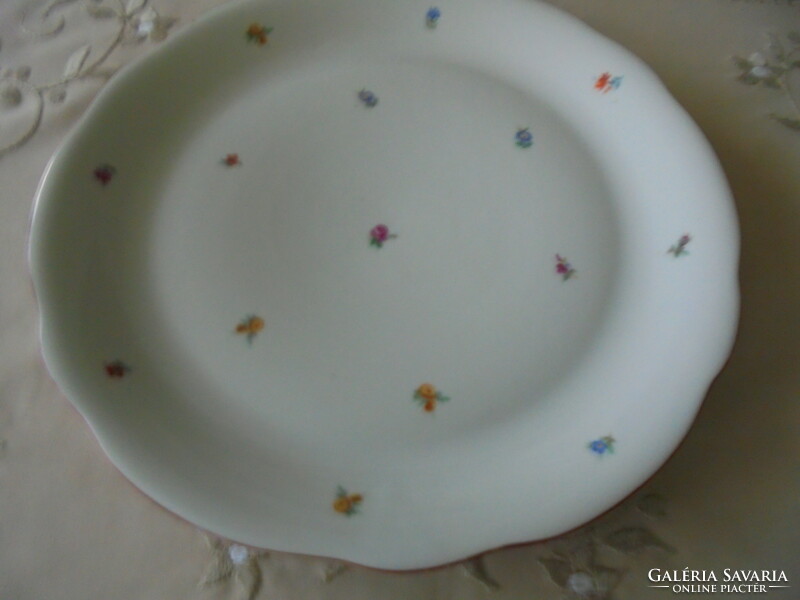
[369,224,397,248]
[555,254,576,280]
[371,224,389,242]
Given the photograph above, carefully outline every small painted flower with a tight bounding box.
[358,89,379,107]
[414,383,450,413]
[236,315,265,343]
[425,7,441,28]
[369,224,398,248]
[223,153,241,166]
[594,72,623,93]
[246,23,273,45]
[93,164,116,185]
[515,127,533,148]
[333,486,363,516]
[555,254,576,281]
[588,435,615,455]
[668,234,691,257]
[104,360,130,378]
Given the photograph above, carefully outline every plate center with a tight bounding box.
[148,59,621,450]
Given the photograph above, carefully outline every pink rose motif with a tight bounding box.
[555,254,576,281]
[369,224,397,248]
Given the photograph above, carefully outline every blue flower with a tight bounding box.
[426,7,441,27]
[589,435,615,455]
[590,440,607,454]
[609,76,623,90]
[358,89,378,107]
[515,127,533,148]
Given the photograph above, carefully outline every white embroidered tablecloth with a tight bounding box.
[1,0,798,598]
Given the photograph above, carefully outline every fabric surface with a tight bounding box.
[1,0,798,598]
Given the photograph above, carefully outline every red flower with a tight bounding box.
[104,360,129,378]
[94,164,116,185]
[594,72,611,91]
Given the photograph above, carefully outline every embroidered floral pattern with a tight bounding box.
[358,89,379,107]
[537,494,675,599]
[414,383,450,412]
[93,164,116,185]
[0,0,175,160]
[200,536,266,600]
[594,72,623,93]
[333,486,363,516]
[223,153,241,166]
[668,234,691,257]
[369,224,397,248]
[589,435,615,455]
[734,32,800,131]
[104,360,130,378]
[539,534,624,600]
[515,127,533,148]
[555,254,576,280]
[236,315,265,343]
[426,7,441,28]
[246,23,272,45]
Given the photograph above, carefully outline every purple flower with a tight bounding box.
[358,89,378,107]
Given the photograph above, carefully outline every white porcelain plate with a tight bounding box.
[30,0,739,570]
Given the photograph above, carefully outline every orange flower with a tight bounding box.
[246,23,272,45]
[333,497,352,514]
[236,315,265,343]
[415,383,438,401]
[333,487,363,516]
[413,383,450,413]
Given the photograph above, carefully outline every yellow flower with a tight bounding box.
[415,383,438,402]
[236,316,264,334]
[333,497,352,514]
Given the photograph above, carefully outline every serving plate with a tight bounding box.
[29,0,739,570]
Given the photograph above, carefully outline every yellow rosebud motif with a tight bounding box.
[245,23,273,45]
[333,487,363,516]
[235,315,265,344]
[413,383,450,413]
